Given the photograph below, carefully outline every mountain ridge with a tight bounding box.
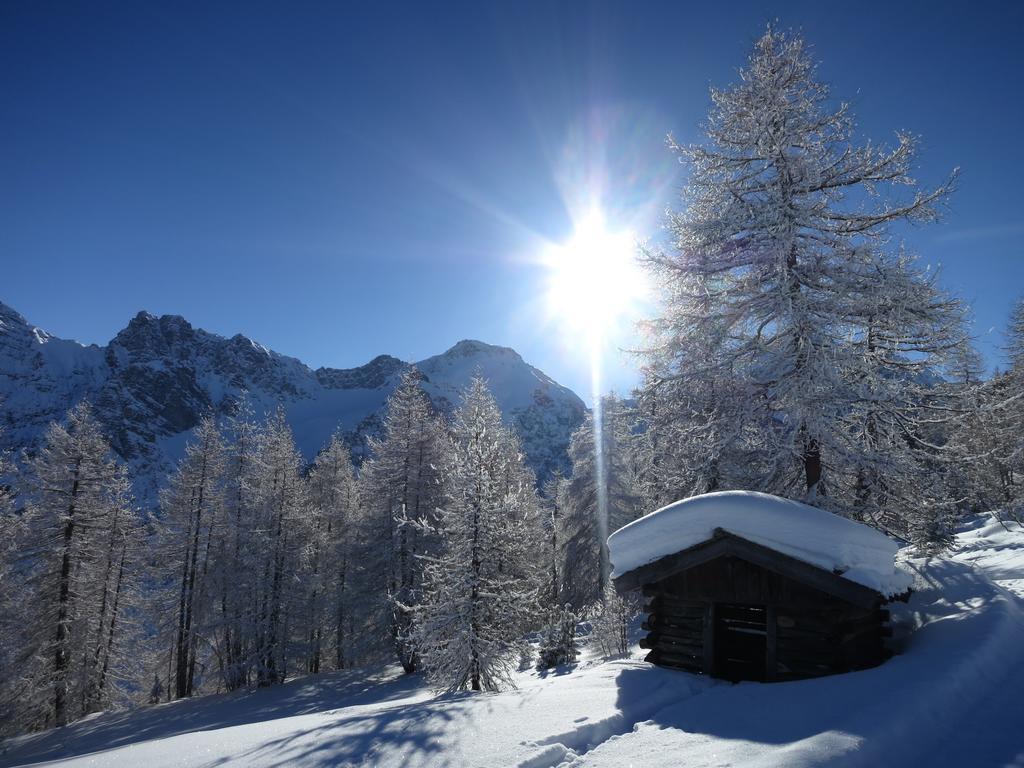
[0,300,586,503]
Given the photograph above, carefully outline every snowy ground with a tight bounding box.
[4,514,1024,768]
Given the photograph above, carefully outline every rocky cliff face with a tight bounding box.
[0,302,586,503]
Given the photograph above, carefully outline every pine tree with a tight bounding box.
[640,27,966,542]
[414,376,541,692]
[357,367,446,672]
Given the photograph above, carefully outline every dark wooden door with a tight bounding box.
[714,603,767,682]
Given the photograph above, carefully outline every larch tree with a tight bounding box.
[0,436,19,612]
[357,367,446,673]
[0,438,23,732]
[251,407,307,687]
[958,298,1024,520]
[303,433,358,673]
[215,397,262,691]
[414,376,541,692]
[539,470,568,608]
[82,465,141,716]
[2,403,139,731]
[997,299,1024,513]
[640,27,966,542]
[158,416,226,700]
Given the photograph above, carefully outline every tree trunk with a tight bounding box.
[53,461,81,728]
[804,435,822,494]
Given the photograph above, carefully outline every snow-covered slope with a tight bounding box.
[0,301,586,501]
[3,514,1023,767]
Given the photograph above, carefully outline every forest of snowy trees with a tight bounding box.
[1,27,1023,737]
[0,370,635,733]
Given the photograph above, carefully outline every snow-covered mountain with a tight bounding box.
[0,301,586,502]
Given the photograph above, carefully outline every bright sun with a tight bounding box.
[542,210,647,345]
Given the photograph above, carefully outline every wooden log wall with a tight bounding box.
[639,593,706,675]
[638,558,893,681]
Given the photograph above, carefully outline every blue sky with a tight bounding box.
[2,1,1022,401]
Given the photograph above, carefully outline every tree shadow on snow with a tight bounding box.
[200,692,471,768]
[0,666,427,767]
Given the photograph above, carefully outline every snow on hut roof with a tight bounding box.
[608,491,912,597]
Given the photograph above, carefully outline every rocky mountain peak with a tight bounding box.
[443,339,521,361]
[0,302,587,503]
[316,354,407,391]
[112,311,199,359]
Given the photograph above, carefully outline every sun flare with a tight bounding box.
[542,210,647,345]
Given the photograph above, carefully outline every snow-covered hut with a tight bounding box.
[608,491,912,682]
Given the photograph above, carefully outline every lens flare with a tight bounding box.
[541,209,647,347]
[540,207,648,592]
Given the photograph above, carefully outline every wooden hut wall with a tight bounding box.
[639,555,890,681]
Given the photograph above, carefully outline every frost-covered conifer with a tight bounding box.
[0,442,18,714]
[588,584,636,659]
[539,470,569,607]
[158,416,225,699]
[2,403,140,732]
[303,433,357,672]
[357,368,446,672]
[0,438,19,612]
[957,300,1024,520]
[535,604,578,671]
[414,376,541,692]
[640,28,966,542]
[215,397,262,691]
[251,407,307,687]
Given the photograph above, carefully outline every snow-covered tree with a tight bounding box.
[214,397,262,691]
[357,368,446,672]
[250,407,308,687]
[539,470,569,608]
[955,300,1024,520]
[158,416,225,699]
[588,584,637,659]
[303,433,358,672]
[562,395,642,609]
[414,376,542,692]
[0,438,24,731]
[0,437,19,612]
[2,403,140,731]
[535,603,577,671]
[640,27,966,542]
[82,468,141,715]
